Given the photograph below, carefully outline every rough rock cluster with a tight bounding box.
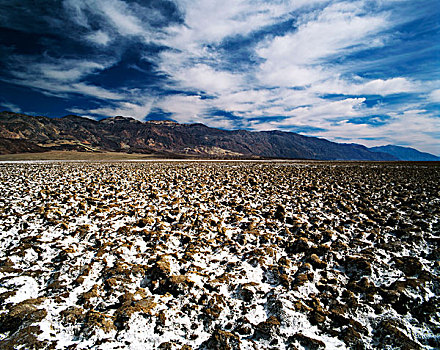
[0,161,439,349]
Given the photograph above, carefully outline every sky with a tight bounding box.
[0,0,439,154]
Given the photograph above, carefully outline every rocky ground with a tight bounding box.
[0,161,439,350]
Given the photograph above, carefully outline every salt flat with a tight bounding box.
[0,161,439,349]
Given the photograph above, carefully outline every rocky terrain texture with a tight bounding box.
[0,161,439,350]
[0,111,398,161]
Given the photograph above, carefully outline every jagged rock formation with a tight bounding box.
[0,111,397,160]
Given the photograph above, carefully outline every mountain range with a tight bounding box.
[0,112,438,161]
[369,145,440,161]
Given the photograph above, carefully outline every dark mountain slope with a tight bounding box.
[0,111,397,160]
[370,145,439,161]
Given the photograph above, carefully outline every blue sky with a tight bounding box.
[0,0,439,154]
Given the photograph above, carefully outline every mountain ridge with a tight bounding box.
[369,145,440,161]
[0,111,421,161]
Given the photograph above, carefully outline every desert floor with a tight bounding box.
[0,161,439,349]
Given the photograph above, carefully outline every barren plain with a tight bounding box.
[0,161,439,349]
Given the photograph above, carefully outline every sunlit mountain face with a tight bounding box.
[0,0,439,155]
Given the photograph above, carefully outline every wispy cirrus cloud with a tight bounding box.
[1,55,123,100]
[0,102,22,114]
[86,30,111,46]
[63,0,175,40]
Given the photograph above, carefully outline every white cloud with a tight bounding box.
[40,62,106,82]
[213,87,322,120]
[63,0,90,28]
[156,94,208,124]
[86,30,111,46]
[70,83,124,100]
[155,93,241,129]
[1,55,125,100]
[69,100,153,121]
[171,64,243,95]
[429,89,440,103]
[165,0,319,48]
[150,0,439,156]
[0,102,22,113]
[156,0,328,90]
[3,77,124,101]
[258,65,326,88]
[63,0,170,42]
[98,0,145,37]
[310,77,420,96]
[247,103,440,154]
[354,78,417,95]
[9,56,110,83]
[316,109,440,155]
[256,1,388,88]
[249,97,368,129]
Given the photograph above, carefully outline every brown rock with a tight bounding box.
[149,256,172,280]
[374,319,422,350]
[82,310,116,335]
[0,325,50,350]
[0,298,47,334]
[159,275,195,296]
[254,316,280,339]
[115,296,157,329]
[203,305,223,320]
[392,256,423,276]
[308,254,327,269]
[345,256,372,278]
[340,326,365,349]
[60,306,85,326]
[288,333,326,350]
[202,329,240,350]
